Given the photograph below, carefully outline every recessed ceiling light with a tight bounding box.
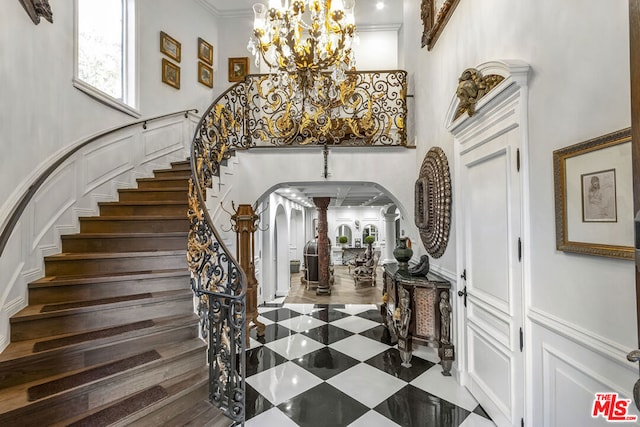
[376,1,384,10]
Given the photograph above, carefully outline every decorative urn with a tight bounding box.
[393,237,413,271]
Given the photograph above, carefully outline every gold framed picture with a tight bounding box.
[160,31,181,63]
[553,128,633,259]
[161,58,180,89]
[198,37,213,65]
[198,61,213,88]
[228,57,249,82]
[421,0,461,50]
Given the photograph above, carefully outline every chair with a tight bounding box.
[353,255,379,287]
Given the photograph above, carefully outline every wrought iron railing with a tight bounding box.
[187,69,408,423]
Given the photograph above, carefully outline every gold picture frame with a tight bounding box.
[228,57,249,82]
[553,128,633,259]
[198,61,213,88]
[421,0,461,50]
[161,58,180,89]
[160,31,181,63]
[198,37,213,65]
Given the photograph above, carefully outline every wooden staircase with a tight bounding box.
[0,161,230,426]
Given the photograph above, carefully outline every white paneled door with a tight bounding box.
[459,127,524,427]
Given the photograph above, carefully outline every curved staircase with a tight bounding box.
[0,161,229,426]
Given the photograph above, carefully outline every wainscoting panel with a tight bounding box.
[32,162,76,249]
[467,325,513,417]
[142,120,184,163]
[530,312,640,426]
[84,135,135,194]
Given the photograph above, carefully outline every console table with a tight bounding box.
[382,263,455,375]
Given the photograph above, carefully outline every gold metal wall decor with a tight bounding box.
[421,0,460,50]
[415,147,452,258]
[454,68,504,119]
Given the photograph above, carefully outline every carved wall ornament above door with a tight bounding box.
[454,68,505,119]
[415,146,452,258]
[421,0,460,50]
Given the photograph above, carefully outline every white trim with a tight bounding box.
[529,307,636,371]
[358,24,402,32]
[72,78,141,119]
[429,264,456,283]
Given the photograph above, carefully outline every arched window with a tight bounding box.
[362,224,378,242]
[336,224,352,245]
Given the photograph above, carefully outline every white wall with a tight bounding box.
[356,28,399,70]
[0,0,219,232]
[401,0,636,425]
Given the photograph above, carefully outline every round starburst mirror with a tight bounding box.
[415,147,452,258]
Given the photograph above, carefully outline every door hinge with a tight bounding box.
[518,238,522,262]
[460,269,467,281]
[520,327,524,352]
[516,148,521,172]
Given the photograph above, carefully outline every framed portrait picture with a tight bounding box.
[581,169,617,222]
[160,31,181,63]
[553,128,633,259]
[228,57,249,82]
[161,58,180,89]
[198,61,213,88]
[198,37,213,65]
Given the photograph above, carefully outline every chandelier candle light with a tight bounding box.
[248,0,357,89]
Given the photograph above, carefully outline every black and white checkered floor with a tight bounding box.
[245,300,496,427]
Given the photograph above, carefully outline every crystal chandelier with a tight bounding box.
[248,0,357,87]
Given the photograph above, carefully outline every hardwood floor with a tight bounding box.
[284,265,384,305]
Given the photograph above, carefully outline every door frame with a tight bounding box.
[447,60,531,425]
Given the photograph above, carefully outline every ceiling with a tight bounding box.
[203,0,403,27]
[274,182,397,209]
[204,0,404,209]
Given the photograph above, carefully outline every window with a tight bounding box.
[74,0,138,117]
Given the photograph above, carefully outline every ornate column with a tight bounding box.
[230,204,265,343]
[313,197,331,295]
[382,212,397,264]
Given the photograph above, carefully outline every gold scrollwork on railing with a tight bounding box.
[246,70,407,146]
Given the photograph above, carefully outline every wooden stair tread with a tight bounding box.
[118,187,187,192]
[29,268,189,287]
[136,176,189,182]
[78,215,187,221]
[62,231,187,239]
[164,399,230,427]
[98,200,188,206]
[11,289,191,321]
[61,367,209,427]
[0,339,205,414]
[0,314,198,362]
[44,249,186,261]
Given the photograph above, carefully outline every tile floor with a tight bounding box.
[245,299,496,427]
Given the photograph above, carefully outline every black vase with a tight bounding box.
[393,237,413,271]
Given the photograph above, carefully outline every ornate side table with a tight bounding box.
[382,263,455,375]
